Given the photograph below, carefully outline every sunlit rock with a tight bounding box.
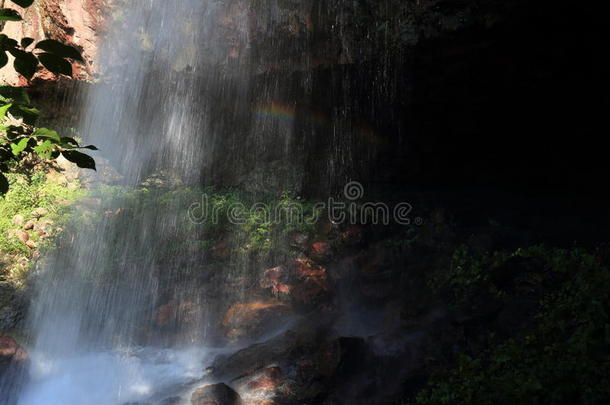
[223,300,292,343]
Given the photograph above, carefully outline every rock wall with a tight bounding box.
[7,0,595,198]
[199,0,602,197]
[0,0,110,85]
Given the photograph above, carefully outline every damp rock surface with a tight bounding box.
[191,383,243,405]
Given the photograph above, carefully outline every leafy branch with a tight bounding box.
[1,0,96,195]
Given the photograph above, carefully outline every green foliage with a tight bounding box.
[0,170,87,281]
[1,87,97,191]
[1,0,96,195]
[428,245,508,306]
[0,9,21,22]
[85,184,320,261]
[8,0,35,9]
[417,246,610,405]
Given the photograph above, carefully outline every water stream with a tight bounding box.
[9,1,250,403]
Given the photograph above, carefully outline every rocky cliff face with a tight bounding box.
[8,0,591,197]
[0,0,110,85]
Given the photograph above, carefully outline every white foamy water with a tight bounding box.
[18,347,216,405]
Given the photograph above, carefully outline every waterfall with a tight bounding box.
[6,1,251,403]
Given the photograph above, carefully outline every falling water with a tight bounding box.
[6,1,254,403]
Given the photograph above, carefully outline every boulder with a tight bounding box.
[260,258,331,310]
[259,266,291,296]
[0,334,29,403]
[212,315,340,403]
[308,242,333,263]
[291,258,330,307]
[223,300,292,343]
[0,334,28,374]
[191,383,242,405]
[11,215,24,227]
[234,367,283,404]
[15,230,29,244]
[32,208,49,219]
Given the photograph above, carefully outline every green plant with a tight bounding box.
[0,170,86,281]
[1,0,96,194]
[428,245,508,305]
[417,246,610,405]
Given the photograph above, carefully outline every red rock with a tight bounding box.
[0,334,28,373]
[15,230,29,243]
[1,0,110,85]
[260,266,292,296]
[294,258,328,289]
[260,259,331,309]
[223,300,292,342]
[291,258,330,306]
[23,220,36,231]
[308,241,333,263]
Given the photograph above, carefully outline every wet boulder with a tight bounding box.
[191,383,242,405]
[291,257,330,307]
[260,258,331,311]
[0,334,27,373]
[233,366,283,405]
[212,315,341,403]
[223,300,292,343]
[0,334,29,401]
[308,241,333,263]
[259,266,292,296]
